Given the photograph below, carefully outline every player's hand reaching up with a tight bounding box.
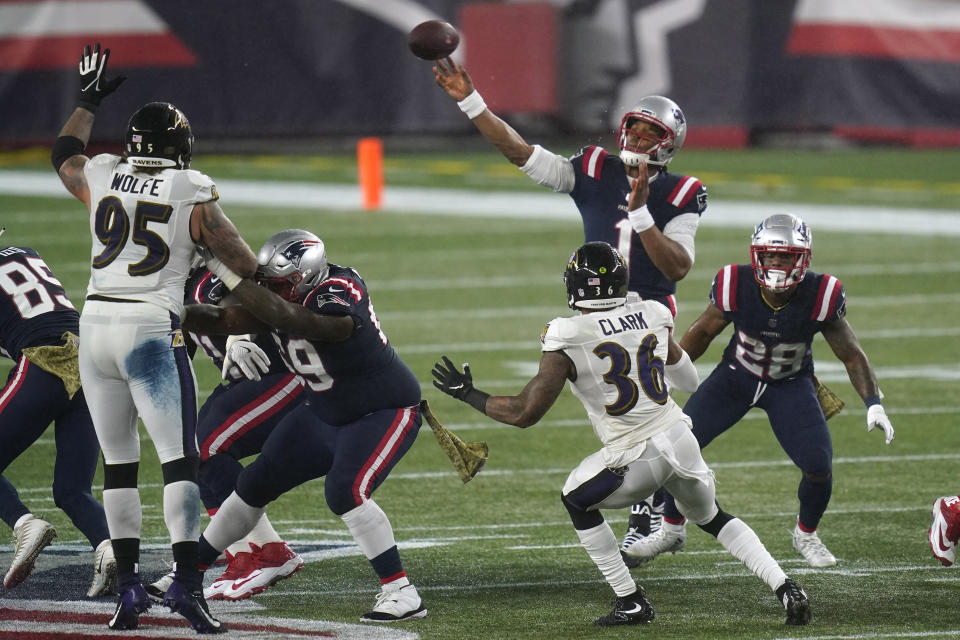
[627,163,650,210]
[77,43,125,111]
[433,58,474,101]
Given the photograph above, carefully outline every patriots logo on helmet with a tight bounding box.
[280,240,321,268]
[672,108,685,125]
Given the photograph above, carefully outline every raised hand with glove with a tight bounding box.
[221,334,271,382]
[77,43,126,112]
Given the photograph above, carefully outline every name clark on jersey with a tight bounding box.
[598,311,648,336]
[111,172,164,196]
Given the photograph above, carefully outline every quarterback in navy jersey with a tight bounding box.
[0,245,114,596]
[630,214,895,569]
[433,60,706,550]
[181,230,426,622]
[174,267,305,601]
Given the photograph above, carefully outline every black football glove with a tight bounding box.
[78,43,126,111]
[432,355,474,400]
[432,356,490,413]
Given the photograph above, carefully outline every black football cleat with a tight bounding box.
[776,578,812,626]
[594,589,655,626]
[162,579,227,634]
[108,582,151,630]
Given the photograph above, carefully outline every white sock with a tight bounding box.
[103,488,142,539]
[340,500,395,559]
[163,480,202,544]
[204,492,265,553]
[246,513,283,546]
[576,522,637,597]
[716,518,787,591]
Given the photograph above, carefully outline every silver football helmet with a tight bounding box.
[617,95,687,167]
[750,214,812,291]
[255,229,329,302]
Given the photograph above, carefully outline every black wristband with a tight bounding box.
[51,135,86,172]
[464,387,489,414]
[77,100,99,114]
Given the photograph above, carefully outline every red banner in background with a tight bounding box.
[0,0,958,147]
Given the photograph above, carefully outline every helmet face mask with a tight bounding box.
[750,214,812,292]
[564,242,629,311]
[255,230,329,303]
[617,95,686,167]
[124,102,194,170]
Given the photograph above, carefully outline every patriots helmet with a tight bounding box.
[750,214,812,291]
[124,102,193,169]
[564,242,628,310]
[256,229,329,302]
[617,95,687,167]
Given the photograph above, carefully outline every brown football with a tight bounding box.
[408,20,460,60]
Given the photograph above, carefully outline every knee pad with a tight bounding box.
[103,461,139,490]
[325,477,359,516]
[561,492,604,530]
[161,456,199,485]
[235,458,281,509]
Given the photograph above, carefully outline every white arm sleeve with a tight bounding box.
[664,350,699,393]
[662,212,700,263]
[520,144,576,193]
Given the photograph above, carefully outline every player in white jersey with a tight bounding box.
[432,242,811,627]
[51,43,259,634]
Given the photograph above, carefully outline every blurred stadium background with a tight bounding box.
[1,1,959,639]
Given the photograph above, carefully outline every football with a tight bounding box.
[408,20,460,60]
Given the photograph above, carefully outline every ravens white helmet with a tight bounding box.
[617,95,687,168]
[750,214,812,291]
[255,229,329,302]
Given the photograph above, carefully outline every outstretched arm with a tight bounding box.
[678,303,730,361]
[190,200,258,278]
[433,351,573,428]
[53,43,126,207]
[433,58,534,166]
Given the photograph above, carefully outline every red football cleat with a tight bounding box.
[929,496,960,567]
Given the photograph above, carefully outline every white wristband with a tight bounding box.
[206,256,243,290]
[457,90,487,119]
[627,204,655,233]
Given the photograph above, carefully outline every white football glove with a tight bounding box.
[221,334,270,381]
[866,404,894,445]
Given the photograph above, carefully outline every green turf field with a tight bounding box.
[0,147,957,639]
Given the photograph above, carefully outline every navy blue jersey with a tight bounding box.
[569,146,707,299]
[183,268,288,382]
[272,263,421,426]
[709,264,846,382]
[0,246,79,360]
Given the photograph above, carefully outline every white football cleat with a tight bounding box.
[220,542,304,601]
[624,521,686,562]
[360,582,427,622]
[4,514,56,589]
[792,524,837,567]
[87,539,117,597]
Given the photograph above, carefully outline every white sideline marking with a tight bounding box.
[2,169,959,234]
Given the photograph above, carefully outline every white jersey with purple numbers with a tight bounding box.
[541,298,688,456]
[83,153,215,316]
